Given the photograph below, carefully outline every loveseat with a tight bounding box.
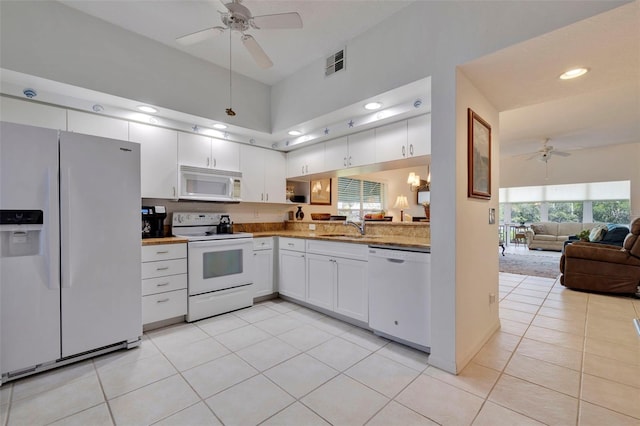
[524,222,600,251]
[559,218,639,294]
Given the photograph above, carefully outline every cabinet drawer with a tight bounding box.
[142,274,187,296]
[142,244,187,262]
[141,258,187,279]
[279,237,305,252]
[306,239,368,260]
[253,237,273,250]
[142,289,187,325]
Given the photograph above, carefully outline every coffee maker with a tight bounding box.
[141,205,167,239]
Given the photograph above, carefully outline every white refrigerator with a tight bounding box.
[0,122,142,384]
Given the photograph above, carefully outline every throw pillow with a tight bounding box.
[530,224,545,234]
[589,224,608,242]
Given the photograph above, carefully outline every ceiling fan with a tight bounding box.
[525,138,571,163]
[176,0,303,69]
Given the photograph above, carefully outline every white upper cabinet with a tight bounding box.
[407,114,431,157]
[67,110,129,141]
[0,97,67,130]
[178,133,240,171]
[240,144,286,203]
[324,136,349,171]
[129,122,178,199]
[347,129,376,167]
[211,137,240,171]
[178,132,213,169]
[286,143,325,178]
[375,120,408,162]
[375,114,431,163]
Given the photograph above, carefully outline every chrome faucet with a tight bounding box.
[344,219,366,235]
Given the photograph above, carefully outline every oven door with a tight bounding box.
[187,238,253,295]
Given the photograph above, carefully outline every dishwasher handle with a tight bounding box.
[387,258,405,264]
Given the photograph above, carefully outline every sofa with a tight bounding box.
[524,222,630,251]
[559,218,639,294]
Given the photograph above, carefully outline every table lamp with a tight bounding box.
[393,195,409,222]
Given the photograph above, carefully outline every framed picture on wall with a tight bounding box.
[310,178,332,205]
[467,108,491,200]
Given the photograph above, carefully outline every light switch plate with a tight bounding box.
[309,224,316,230]
[489,208,495,224]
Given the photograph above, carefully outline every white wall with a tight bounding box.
[0,1,271,133]
[273,0,628,373]
[500,142,640,220]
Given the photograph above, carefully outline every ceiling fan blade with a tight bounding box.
[554,151,571,157]
[176,26,225,45]
[241,34,273,68]
[252,12,302,29]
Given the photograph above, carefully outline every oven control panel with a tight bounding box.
[172,212,222,226]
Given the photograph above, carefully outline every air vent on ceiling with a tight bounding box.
[325,49,345,77]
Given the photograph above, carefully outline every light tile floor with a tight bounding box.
[1,274,639,425]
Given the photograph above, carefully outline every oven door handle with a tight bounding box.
[188,239,252,248]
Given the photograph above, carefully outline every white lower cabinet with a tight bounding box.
[253,237,275,298]
[304,240,368,322]
[278,238,306,301]
[141,243,187,325]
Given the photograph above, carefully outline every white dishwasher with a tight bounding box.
[368,246,430,351]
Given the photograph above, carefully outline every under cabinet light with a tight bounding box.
[288,130,302,136]
[213,123,227,129]
[137,105,158,113]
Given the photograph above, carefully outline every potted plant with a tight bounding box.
[577,229,590,242]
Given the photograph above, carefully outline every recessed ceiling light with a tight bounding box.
[559,68,589,80]
[288,130,302,136]
[137,105,158,113]
[364,102,382,110]
[213,123,227,130]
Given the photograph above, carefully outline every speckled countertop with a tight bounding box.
[251,230,430,251]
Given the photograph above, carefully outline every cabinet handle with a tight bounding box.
[156,298,170,303]
[156,266,169,271]
[156,250,169,254]
[266,193,269,201]
[288,243,294,247]
[207,157,210,167]
[261,193,264,201]
[409,144,414,156]
[173,186,176,198]
[213,158,217,168]
[305,165,309,173]
[402,145,406,157]
[156,282,170,287]
[348,156,352,166]
[302,166,305,174]
[344,157,347,167]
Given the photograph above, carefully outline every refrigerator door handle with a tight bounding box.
[46,167,59,290]
[61,168,73,288]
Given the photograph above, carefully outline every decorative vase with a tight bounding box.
[295,206,304,220]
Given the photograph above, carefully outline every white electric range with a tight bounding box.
[172,212,254,321]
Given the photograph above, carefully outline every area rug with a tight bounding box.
[499,252,562,279]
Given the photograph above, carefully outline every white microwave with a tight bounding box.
[178,165,242,202]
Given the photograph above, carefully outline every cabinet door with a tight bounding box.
[130,122,178,199]
[178,132,211,168]
[278,250,306,301]
[407,114,431,157]
[306,254,334,311]
[253,249,274,298]
[263,149,286,203]
[324,136,349,171]
[68,110,129,141]
[375,120,408,162]
[305,143,325,175]
[334,258,368,322]
[0,97,67,130]
[240,144,265,202]
[347,129,376,167]
[211,138,240,171]
[286,149,306,178]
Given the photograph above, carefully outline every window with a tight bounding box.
[548,202,583,223]
[337,177,384,221]
[510,203,540,224]
[592,200,630,224]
